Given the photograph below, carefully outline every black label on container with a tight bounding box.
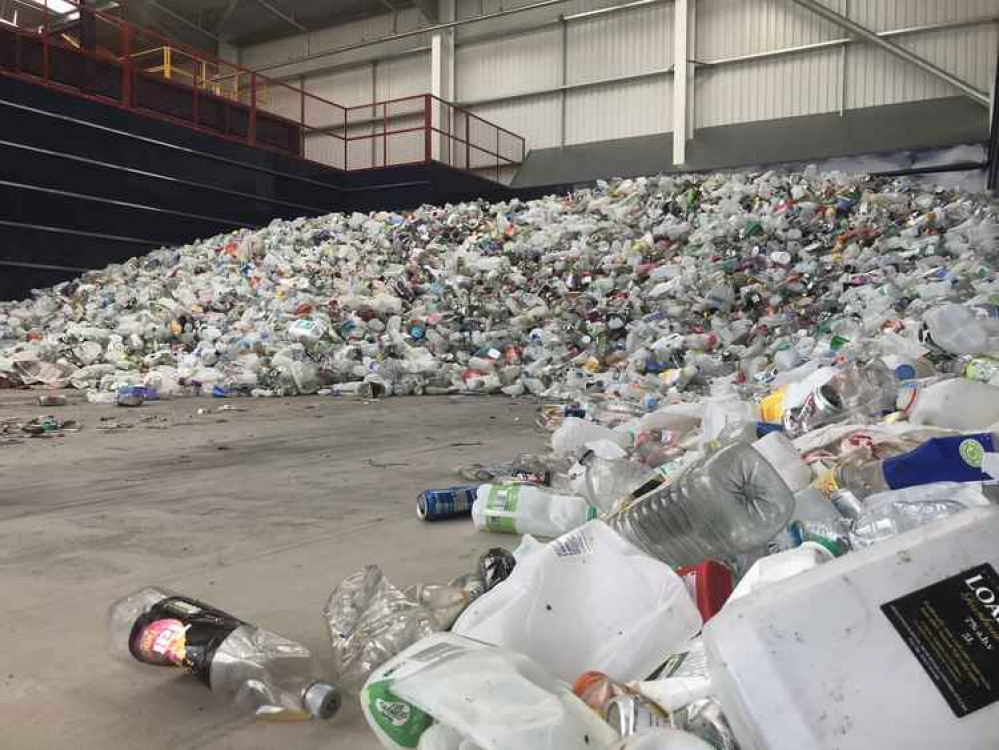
[129,596,244,687]
[881,563,999,718]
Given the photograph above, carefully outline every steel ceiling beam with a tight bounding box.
[788,0,989,107]
[253,0,574,74]
[148,1,221,41]
[254,0,307,32]
[411,0,438,24]
[215,0,241,33]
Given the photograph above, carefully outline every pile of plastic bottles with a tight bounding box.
[91,166,999,749]
[1,168,997,406]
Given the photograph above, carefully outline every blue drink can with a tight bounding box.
[417,485,478,521]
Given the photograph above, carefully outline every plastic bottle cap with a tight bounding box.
[303,682,342,720]
[572,670,608,698]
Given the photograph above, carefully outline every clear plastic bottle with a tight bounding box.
[608,443,795,567]
[923,303,999,356]
[832,432,998,500]
[578,449,665,513]
[472,483,597,537]
[783,359,897,438]
[108,587,340,719]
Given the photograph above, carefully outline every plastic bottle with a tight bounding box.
[472,484,597,537]
[108,587,341,719]
[783,359,897,438]
[573,670,630,713]
[962,355,999,386]
[408,573,486,629]
[551,416,629,457]
[923,303,999,356]
[906,378,999,431]
[847,482,992,549]
[830,432,998,500]
[577,449,664,513]
[608,443,795,567]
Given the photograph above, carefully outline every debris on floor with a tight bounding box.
[87,168,999,749]
[108,587,341,720]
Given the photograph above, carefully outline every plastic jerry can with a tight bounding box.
[703,507,999,750]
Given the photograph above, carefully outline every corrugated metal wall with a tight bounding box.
[696,0,997,127]
[695,0,847,127]
[846,0,997,109]
[238,0,998,166]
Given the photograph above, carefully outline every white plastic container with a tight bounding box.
[454,521,702,683]
[472,484,596,538]
[703,507,999,750]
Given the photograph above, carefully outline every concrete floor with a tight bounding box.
[0,391,545,750]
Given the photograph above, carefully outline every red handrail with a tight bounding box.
[1,0,526,177]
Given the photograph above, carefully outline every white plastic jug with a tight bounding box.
[472,484,596,538]
[703,507,999,750]
[454,521,702,683]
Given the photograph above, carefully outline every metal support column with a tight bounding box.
[672,0,688,165]
[559,15,568,148]
[987,45,999,190]
[788,0,989,107]
[430,0,456,163]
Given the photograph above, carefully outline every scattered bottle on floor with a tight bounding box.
[472,483,597,538]
[108,587,341,720]
[609,443,795,567]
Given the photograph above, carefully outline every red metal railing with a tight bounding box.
[0,0,526,177]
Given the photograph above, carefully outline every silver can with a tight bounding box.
[603,694,670,737]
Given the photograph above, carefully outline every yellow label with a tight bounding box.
[759,388,787,423]
[813,468,840,496]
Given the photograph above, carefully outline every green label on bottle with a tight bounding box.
[364,680,433,748]
[485,484,519,534]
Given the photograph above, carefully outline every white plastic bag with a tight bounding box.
[453,521,702,683]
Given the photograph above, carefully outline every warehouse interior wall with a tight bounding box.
[237,0,999,179]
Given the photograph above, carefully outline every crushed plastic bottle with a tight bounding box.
[108,587,341,719]
[323,566,441,692]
